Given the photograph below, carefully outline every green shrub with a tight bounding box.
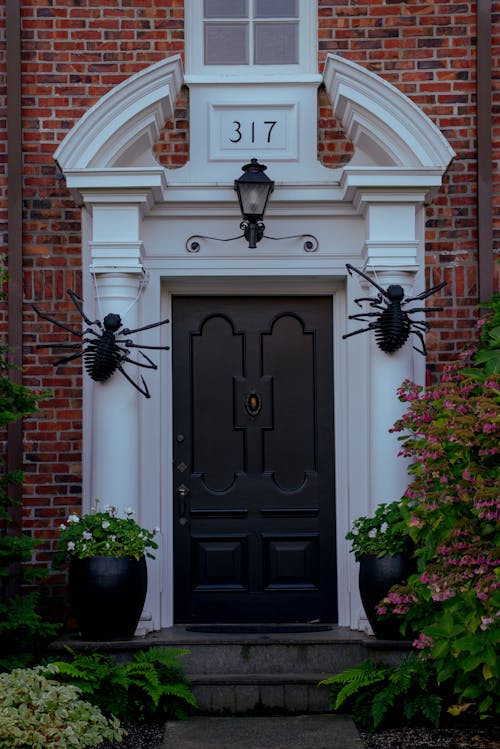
[382,352,500,718]
[0,261,58,671]
[45,646,197,722]
[319,655,444,732]
[0,667,123,748]
[467,292,500,377]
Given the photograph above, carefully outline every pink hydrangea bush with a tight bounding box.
[378,352,499,718]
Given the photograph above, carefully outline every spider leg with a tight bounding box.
[110,344,163,364]
[117,339,170,351]
[66,289,102,327]
[346,264,389,297]
[410,320,430,332]
[122,351,158,370]
[348,312,383,321]
[117,364,151,399]
[36,342,82,350]
[120,318,170,336]
[410,329,427,356]
[32,304,84,337]
[353,295,385,309]
[404,281,447,303]
[343,324,378,340]
[54,350,85,366]
[404,305,444,315]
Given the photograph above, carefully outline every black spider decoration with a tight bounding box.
[32,289,169,398]
[342,264,446,355]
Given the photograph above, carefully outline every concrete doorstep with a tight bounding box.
[163,715,364,749]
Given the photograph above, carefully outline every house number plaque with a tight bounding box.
[210,104,298,161]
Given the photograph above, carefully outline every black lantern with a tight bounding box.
[234,158,274,248]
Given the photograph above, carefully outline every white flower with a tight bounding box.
[368,528,377,538]
[82,531,93,541]
[59,524,67,530]
[125,507,134,517]
[110,535,116,542]
[153,527,160,535]
[105,542,110,549]
[68,514,80,524]
[67,541,75,551]
[380,522,388,534]
[102,520,110,529]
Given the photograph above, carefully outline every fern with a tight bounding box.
[46,646,197,722]
[320,661,389,711]
[319,655,445,732]
[0,594,59,671]
[404,693,442,726]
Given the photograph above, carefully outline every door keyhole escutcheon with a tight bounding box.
[245,390,262,418]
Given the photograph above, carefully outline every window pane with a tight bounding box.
[254,22,298,64]
[204,23,249,65]
[255,0,298,18]
[204,0,248,18]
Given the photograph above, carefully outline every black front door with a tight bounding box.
[172,296,336,623]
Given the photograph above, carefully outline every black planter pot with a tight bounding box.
[68,555,147,640]
[359,553,415,640]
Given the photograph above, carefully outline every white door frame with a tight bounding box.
[53,53,454,632]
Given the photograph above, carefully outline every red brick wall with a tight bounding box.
[1,2,497,608]
[15,0,190,609]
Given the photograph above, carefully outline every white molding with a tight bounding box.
[323,54,455,170]
[89,241,144,274]
[63,167,167,202]
[154,275,348,629]
[184,73,323,85]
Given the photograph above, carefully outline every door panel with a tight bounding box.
[172,296,336,623]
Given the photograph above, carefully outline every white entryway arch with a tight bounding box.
[55,53,453,632]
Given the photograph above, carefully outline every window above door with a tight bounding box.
[185,0,318,80]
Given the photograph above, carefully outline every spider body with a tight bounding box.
[343,265,446,356]
[375,285,411,353]
[32,290,169,398]
[83,313,124,383]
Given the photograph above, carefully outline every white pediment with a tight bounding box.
[54,55,183,172]
[53,52,455,213]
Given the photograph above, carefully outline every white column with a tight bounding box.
[360,200,422,510]
[364,271,415,510]
[89,273,144,516]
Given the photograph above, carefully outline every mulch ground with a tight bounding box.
[360,725,500,749]
[98,722,165,749]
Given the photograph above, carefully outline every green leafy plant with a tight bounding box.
[379,347,500,718]
[346,500,411,561]
[45,646,197,722]
[0,666,123,748]
[0,262,58,671]
[53,501,159,567]
[466,293,500,377]
[319,655,444,731]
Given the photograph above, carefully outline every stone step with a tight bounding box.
[48,625,412,714]
[189,672,331,714]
